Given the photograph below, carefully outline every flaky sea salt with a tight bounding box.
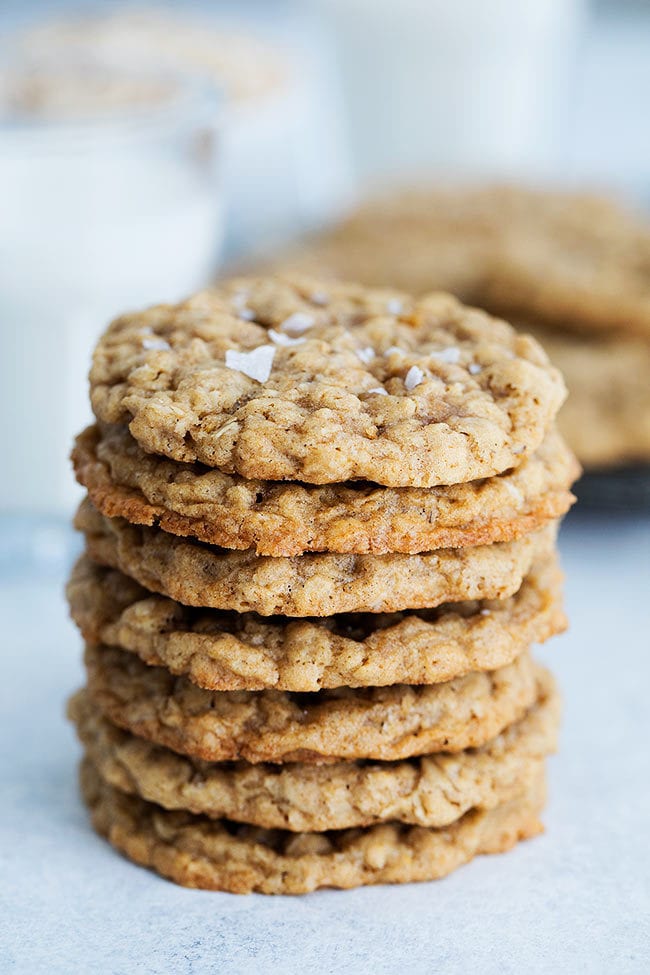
[356,346,375,364]
[405,365,425,390]
[431,346,461,364]
[512,445,525,455]
[468,362,482,375]
[386,298,403,314]
[384,345,405,357]
[368,386,388,396]
[268,329,306,347]
[310,291,329,306]
[225,345,275,383]
[280,312,315,335]
[238,307,255,321]
[142,337,170,351]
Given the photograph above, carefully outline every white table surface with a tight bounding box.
[1,509,649,975]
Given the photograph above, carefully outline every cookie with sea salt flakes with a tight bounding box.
[89,275,565,487]
[83,644,540,764]
[75,498,558,616]
[67,555,565,692]
[70,668,558,831]
[72,423,578,556]
[80,758,546,893]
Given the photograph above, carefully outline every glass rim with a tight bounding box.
[0,59,223,146]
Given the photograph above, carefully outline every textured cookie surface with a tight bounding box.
[73,424,577,556]
[75,499,558,616]
[68,555,565,691]
[89,275,565,486]
[70,670,558,831]
[80,759,546,893]
[83,644,540,764]
[273,186,650,339]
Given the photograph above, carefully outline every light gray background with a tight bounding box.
[2,510,649,975]
[1,3,649,971]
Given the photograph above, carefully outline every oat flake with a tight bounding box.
[268,329,306,347]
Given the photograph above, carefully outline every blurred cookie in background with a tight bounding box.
[264,184,650,493]
[523,326,650,471]
[276,184,650,340]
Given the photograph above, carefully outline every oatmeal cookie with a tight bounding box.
[70,670,557,831]
[68,555,564,691]
[72,424,577,555]
[75,499,558,616]
[83,644,540,764]
[89,275,565,486]
[274,186,650,339]
[80,758,546,893]
[527,327,650,468]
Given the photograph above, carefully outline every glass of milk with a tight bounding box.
[0,63,223,517]
[14,6,353,261]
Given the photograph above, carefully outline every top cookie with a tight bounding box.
[90,275,565,487]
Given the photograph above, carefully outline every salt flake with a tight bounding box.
[431,346,461,364]
[356,346,375,364]
[310,291,329,306]
[142,337,170,351]
[384,346,405,357]
[238,307,255,321]
[468,363,482,375]
[512,445,525,455]
[225,345,275,383]
[368,387,388,396]
[268,329,306,347]
[280,312,315,335]
[386,298,403,314]
[405,365,425,391]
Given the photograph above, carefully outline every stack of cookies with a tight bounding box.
[67,275,578,894]
[272,186,650,472]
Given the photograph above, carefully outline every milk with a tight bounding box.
[13,7,353,257]
[0,90,223,515]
